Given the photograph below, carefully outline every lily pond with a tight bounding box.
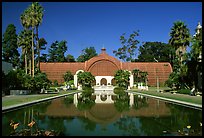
[2,93,202,136]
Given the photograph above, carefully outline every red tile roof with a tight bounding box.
[40,48,172,86]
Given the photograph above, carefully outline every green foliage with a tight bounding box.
[137,42,175,64]
[2,68,52,94]
[77,47,97,62]
[65,54,75,62]
[2,24,20,67]
[20,2,45,76]
[77,71,95,88]
[53,80,58,87]
[38,38,48,62]
[25,72,52,92]
[48,40,68,62]
[40,53,48,62]
[113,31,139,62]
[18,29,32,72]
[114,70,130,89]
[63,71,74,82]
[169,21,191,64]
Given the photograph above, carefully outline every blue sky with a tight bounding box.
[2,2,202,60]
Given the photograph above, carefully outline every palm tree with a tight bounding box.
[32,2,44,70]
[24,2,44,77]
[20,9,32,75]
[17,30,32,74]
[169,21,191,65]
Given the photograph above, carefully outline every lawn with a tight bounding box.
[129,87,202,105]
[2,90,79,108]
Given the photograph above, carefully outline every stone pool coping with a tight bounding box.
[127,90,202,110]
[2,91,81,113]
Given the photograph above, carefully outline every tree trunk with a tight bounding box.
[25,50,27,74]
[29,59,31,76]
[32,27,35,77]
[36,26,40,71]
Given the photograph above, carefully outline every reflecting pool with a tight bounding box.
[2,93,202,136]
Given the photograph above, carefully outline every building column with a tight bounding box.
[74,74,77,88]
[129,74,134,88]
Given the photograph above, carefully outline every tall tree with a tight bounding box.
[57,40,68,62]
[35,38,47,63]
[21,2,44,77]
[77,46,97,62]
[169,21,190,65]
[2,24,20,67]
[40,53,48,62]
[20,8,32,75]
[137,42,175,64]
[48,41,58,62]
[32,2,44,70]
[113,31,139,62]
[47,40,68,62]
[17,29,32,74]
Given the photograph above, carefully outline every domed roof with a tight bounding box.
[85,48,121,71]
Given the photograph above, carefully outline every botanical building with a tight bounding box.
[40,48,172,88]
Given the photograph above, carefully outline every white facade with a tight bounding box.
[74,70,134,91]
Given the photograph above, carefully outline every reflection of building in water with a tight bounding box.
[74,92,144,105]
[41,94,171,125]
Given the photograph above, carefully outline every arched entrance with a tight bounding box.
[101,78,107,85]
[111,78,116,86]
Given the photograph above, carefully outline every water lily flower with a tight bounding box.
[187,125,191,129]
